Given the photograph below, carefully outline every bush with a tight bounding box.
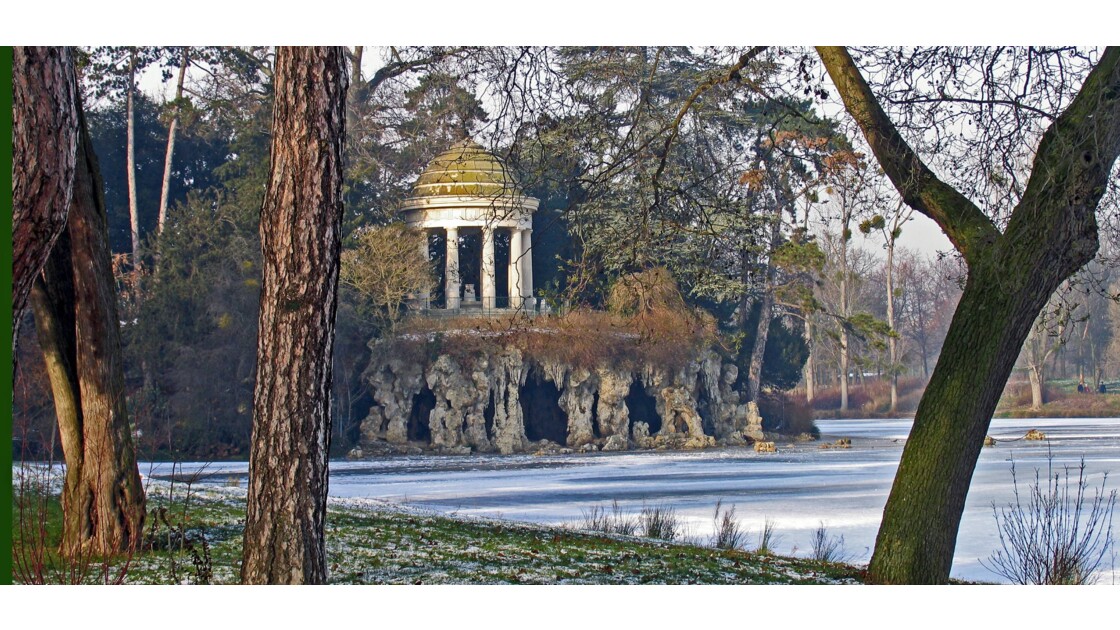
[981,455,1117,584]
[758,392,818,437]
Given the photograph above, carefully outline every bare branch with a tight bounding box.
[816,46,1001,265]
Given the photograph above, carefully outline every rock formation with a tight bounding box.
[358,339,773,456]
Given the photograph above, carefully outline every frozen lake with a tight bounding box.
[149,416,1120,583]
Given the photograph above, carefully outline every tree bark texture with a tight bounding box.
[12,46,78,344]
[30,101,147,556]
[241,46,348,585]
[28,232,88,554]
[1028,365,1045,411]
[818,46,1120,583]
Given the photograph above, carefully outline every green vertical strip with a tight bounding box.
[1,45,16,586]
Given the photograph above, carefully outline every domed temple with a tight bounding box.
[399,140,539,312]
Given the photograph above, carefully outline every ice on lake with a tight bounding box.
[147,416,1120,584]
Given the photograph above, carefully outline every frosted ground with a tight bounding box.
[149,417,1120,583]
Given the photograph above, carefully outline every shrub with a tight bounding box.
[981,455,1116,584]
[340,223,433,333]
[758,392,818,437]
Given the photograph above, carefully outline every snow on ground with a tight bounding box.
[145,416,1120,584]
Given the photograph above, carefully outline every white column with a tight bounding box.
[481,225,496,309]
[445,226,460,310]
[522,228,534,310]
[508,228,523,309]
[417,230,430,308]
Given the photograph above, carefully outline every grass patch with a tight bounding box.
[12,474,864,585]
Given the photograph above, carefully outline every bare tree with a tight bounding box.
[241,46,348,585]
[817,46,1120,583]
[340,224,433,332]
[860,198,914,412]
[1021,291,1075,410]
[818,150,880,411]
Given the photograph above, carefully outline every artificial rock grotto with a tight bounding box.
[355,342,772,457]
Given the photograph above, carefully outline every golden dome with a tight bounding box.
[408,139,522,199]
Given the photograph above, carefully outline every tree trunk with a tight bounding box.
[747,292,772,402]
[819,45,1120,583]
[28,232,90,554]
[886,244,898,413]
[157,47,189,234]
[868,256,1078,582]
[350,46,363,85]
[31,99,147,556]
[241,46,348,585]
[12,46,79,344]
[746,203,783,402]
[126,48,141,262]
[1028,364,1045,410]
[839,327,850,412]
[803,317,815,403]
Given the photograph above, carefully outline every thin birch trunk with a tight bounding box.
[126,48,140,262]
[157,47,189,234]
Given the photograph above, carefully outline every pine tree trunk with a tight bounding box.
[241,46,348,585]
[157,47,189,234]
[12,46,79,344]
[747,292,772,403]
[31,98,147,556]
[126,48,140,262]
